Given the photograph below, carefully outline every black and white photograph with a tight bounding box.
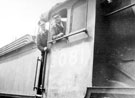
[0,0,135,98]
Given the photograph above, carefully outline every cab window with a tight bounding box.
[71,0,87,32]
[50,9,67,40]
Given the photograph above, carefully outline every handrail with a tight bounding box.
[33,57,41,90]
[41,50,48,92]
[48,28,87,43]
[105,3,135,16]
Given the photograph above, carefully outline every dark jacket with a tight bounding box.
[37,30,48,52]
[51,21,66,39]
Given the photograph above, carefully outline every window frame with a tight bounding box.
[70,0,88,33]
[48,8,69,42]
[47,0,89,43]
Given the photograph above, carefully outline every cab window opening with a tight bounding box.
[50,9,67,40]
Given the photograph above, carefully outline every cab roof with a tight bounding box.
[43,0,79,21]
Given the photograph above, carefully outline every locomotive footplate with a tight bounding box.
[85,87,135,98]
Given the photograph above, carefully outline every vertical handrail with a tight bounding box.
[105,3,135,16]
[33,57,41,90]
[41,49,48,92]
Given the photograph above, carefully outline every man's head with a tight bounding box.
[38,20,45,25]
[38,20,46,31]
[53,14,61,24]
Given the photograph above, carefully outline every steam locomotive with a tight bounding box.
[0,0,135,98]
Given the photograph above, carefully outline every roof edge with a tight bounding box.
[0,34,36,57]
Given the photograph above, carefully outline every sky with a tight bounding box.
[0,0,65,47]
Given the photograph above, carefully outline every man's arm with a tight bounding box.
[37,33,45,52]
[37,44,45,52]
[51,26,58,40]
[56,32,64,38]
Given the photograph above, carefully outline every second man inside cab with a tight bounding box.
[51,14,66,40]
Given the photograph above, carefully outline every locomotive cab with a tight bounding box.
[41,0,96,98]
[36,0,135,98]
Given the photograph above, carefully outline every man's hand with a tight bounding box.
[57,33,64,38]
[52,35,57,40]
[44,47,47,51]
[52,33,64,40]
[44,47,50,52]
